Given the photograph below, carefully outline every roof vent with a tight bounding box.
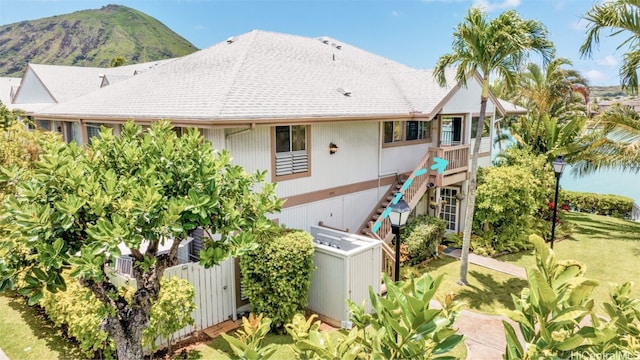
[337,88,351,97]
[331,43,342,50]
[323,39,329,44]
[226,36,237,44]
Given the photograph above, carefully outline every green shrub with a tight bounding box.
[240,228,315,330]
[143,277,197,352]
[474,165,538,253]
[40,277,116,359]
[403,215,446,265]
[561,190,634,219]
[39,273,196,358]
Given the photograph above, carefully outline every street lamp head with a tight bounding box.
[388,193,412,228]
[552,154,567,178]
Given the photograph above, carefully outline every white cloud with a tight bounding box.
[391,10,400,17]
[584,69,611,85]
[596,55,618,67]
[471,0,521,12]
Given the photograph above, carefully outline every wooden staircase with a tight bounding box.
[358,151,436,279]
[359,151,436,242]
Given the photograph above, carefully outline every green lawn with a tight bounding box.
[0,292,82,360]
[406,257,528,315]
[498,211,640,313]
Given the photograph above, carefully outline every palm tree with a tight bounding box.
[499,57,589,160]
[571,104,640,175]
[580,0,640,94]
[434,7,554,285]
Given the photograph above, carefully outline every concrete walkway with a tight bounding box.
[0,347,7,360]
[441,248,528,359]
[444,248,527,279]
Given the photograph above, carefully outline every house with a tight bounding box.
[9,29,524,236]
[7,29,525,327]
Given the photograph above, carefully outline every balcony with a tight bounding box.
[428,144,470,187]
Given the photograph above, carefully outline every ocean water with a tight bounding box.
[560,167,640,205]
[492,130,639,204]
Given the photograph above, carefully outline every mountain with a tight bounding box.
[0,4,198,77]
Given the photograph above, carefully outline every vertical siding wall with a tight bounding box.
[209,122,390,232]
[109,259,235,347]
[441,81,497,168]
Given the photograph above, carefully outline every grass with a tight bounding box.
[498,211,640,313]
[0,292,82,360]
[406,257,528,315]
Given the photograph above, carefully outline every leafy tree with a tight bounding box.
[580,0,640,94]
[433,7,554,285]
[0,121,282,359]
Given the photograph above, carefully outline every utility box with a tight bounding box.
[307,226,382,327]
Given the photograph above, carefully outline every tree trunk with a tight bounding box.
[458,82,489,286]
[108,314,146,360]
[84,260,168,360]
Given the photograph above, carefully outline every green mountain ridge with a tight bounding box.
[0,4,198,77]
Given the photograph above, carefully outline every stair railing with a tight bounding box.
[367,152,433,242]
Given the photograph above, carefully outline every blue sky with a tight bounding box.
[0,0,625,86]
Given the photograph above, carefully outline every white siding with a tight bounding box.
[441,80,497,115]
[12,69,55,104]
[278,186,388,233]
[202,128,227,151]
[381,142,431,176]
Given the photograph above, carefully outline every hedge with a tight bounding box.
[560,190,634,219]
[240,228,315,330]
[403,215,446,265]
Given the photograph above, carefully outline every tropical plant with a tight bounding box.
[286,313,365,360]
[503,235,619,359]
[348,273,464,359]
[580,0,640,94]
[0,121,282,360]
[433,7,554,285]
[221,313,278,360]
[494,57,589,161]
[570,104,640,175]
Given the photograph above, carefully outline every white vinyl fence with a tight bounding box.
[108,258,236,347]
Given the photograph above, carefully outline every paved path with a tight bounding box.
[0,347,7,360]
[441,248,528,359]
[444,248,527,279]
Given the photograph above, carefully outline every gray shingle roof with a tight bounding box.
[34,30,460,122]
[0,77,21,108]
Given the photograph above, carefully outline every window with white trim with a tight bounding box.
[383,121,431,144]
[274,125,309,178]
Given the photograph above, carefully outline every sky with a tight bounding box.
[0,0,626,86]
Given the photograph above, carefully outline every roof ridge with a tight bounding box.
[217,31,258,117]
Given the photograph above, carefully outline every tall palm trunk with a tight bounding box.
[459,80,489,285]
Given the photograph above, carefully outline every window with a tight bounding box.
[273,125,309,179]
[471,116,490,139]
[440,116,462,146]
[87,123,102,144]
[383,121,431,144]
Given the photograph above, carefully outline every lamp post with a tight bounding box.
[388,194,411,281]
[550,155,567,249]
